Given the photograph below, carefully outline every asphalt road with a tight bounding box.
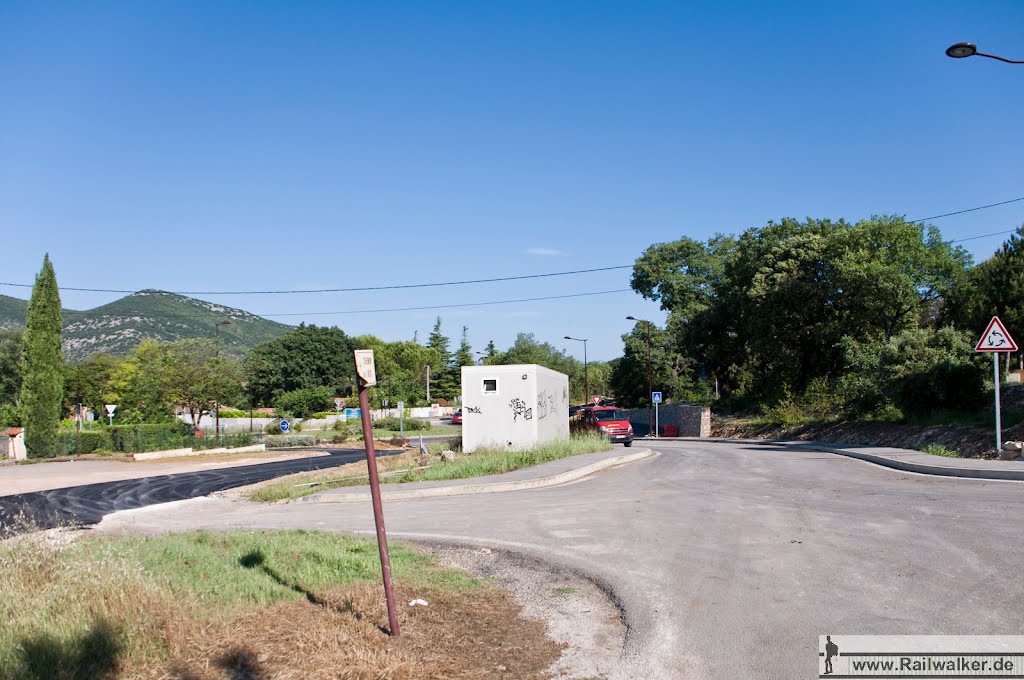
[0,447,394,533]
[96,440,1024,679]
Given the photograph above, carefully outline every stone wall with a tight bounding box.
[620,403,711,437]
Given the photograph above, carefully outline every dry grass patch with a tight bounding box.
[0,530,560,680]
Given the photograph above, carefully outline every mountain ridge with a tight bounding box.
[0,289,293,361]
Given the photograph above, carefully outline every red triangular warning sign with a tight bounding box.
[975,316,1018,352]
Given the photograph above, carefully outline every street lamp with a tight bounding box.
[213,320,230,440]
[945,42,1024,64]
[626,316,654,437]
[564,336,589,404]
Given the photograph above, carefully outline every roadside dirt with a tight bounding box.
[713,385,1024,458]
[426,545,626,679]
[175,581,562,680]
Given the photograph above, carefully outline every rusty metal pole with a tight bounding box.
[356,374,401,637]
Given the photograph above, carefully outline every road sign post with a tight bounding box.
[104,404,117,427]
[353,350,400,637]
[397,401,404,438]
[976,316,1018,453]
[652,392,662,437]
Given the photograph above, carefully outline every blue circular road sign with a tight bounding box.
[279,420,290,432]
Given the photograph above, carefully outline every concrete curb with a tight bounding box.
[663,437,1024,481]
[300,448,656,504]
[132,443,267,461]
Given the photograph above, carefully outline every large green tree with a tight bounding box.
[63,352,121,419]
[19,255,64,456]
[104,339,174,423]
[0,329,24,427]
[0,329,23,408]
[245,324,355,406]
[352,335,441,407]
[943,226,1024,343]
[425,317,459,401]
[164,339,244,426]
[632,216,972,403]
[609,320,702,408]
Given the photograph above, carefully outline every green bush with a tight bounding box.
[759,398,806,428]
[105,422,193,453]
[922,443,960,458]
[0,404,19,428]
[58,430,111,455]
[373,416,430,431]
[273,387,335,419]
[839,327,986,418]
[265,434,316,448]
[214,408,248,418]
[194,432,258,450]
[331,420,362,441]
[880,327,986,417]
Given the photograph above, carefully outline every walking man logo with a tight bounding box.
[823,636,839,675]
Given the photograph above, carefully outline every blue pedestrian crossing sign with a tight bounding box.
[652,392,662,404]
[279,420,290,432]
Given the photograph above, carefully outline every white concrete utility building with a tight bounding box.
[460,364,570,453]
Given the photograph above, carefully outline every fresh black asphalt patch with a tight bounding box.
[0,448,394,535]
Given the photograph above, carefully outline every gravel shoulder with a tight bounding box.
[416,544,626,679]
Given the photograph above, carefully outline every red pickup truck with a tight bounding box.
[575,406,634,446]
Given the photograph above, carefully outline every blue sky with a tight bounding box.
[2,1,1023,360]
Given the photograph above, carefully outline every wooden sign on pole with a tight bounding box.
[352,350,400,637]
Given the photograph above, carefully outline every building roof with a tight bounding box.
[4,427,23,436]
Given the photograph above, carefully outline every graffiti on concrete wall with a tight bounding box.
[466,406,482,414]
[509,398,533,422]
[536,389,559,420]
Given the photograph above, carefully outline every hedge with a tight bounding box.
[56,427,258,455]
[373,416,431,431]
[59,430,111,455]
[265,434,316,448]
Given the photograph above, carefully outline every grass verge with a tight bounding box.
[920,443,961,457]
[0,529,559,679]
[245,434,613,503]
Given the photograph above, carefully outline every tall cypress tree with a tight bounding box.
[20,255,64,457]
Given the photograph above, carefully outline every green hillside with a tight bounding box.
[0,294,81,330]
[0,295,29,330]
[0,290,293,362]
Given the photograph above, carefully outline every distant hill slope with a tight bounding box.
[0,295,29,330]
[0,294,80,330]
[0,290,293,361]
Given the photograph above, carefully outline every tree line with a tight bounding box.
[2,261,613,456]
[617,216,1024,416]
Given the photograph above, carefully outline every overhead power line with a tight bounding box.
[50,289,634,322]
[0,264,633,295]
[258,289,633,317]
[907,196,1024,224]
[0,195,1020,296]
[949,229,1020,244]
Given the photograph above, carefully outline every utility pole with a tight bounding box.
[213,319,230,441]
[564,336,589,402]
[626,316,654,437]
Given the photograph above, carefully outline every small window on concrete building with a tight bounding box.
[483,378,498,394]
